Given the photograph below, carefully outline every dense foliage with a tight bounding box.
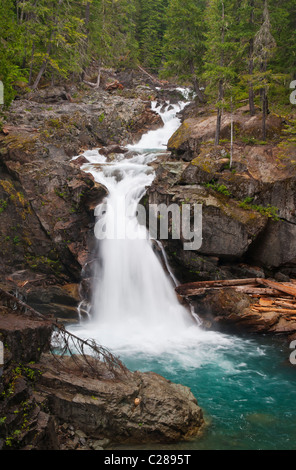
[0,0,295,120]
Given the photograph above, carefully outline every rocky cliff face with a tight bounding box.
[0,74,164,320]
[147,105,296,284]
[145,103,296,339]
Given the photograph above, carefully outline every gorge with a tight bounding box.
[1,71,296,450]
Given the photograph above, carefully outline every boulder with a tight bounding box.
[248,219,296,268]
[168,112,284,161]
[0,293,205,449]
[192,288,296,336]
[33,354,204,444]
[148,182,267,260]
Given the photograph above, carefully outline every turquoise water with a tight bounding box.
[113,333,296,451]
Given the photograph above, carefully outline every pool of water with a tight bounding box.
[108,333,296,451]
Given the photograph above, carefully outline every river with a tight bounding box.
[68,90,296,450]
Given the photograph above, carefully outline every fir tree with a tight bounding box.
[162,0,207,102]
[253,0,276,140]
[135,0,168,73]
[203,0,239,145]
[0,0,25,105]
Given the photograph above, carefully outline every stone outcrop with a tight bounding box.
[0,76,167,321]
[33,354,204,445]
[190,287,296,340]
[0,294,204,450]
[146,105,296,284]
[0,300,204,450]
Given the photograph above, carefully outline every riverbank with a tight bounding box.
[1,69,296,450]
[1,70,296,339]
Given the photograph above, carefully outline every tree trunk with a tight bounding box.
[28,42,35,86]
[215,1,225,146]
[215,81,223,146]
[262,86,268,141]
[230,96,234,168]
[189,60,206,103]
[96,58,102,87]
[32,35,53,90]
[248,0,256,115]
[32,59,48,90]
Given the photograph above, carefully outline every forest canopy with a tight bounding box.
[0,0,295,110]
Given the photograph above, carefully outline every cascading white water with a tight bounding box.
[66,90,296,451]
[69,89,228,360]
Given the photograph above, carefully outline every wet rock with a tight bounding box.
[33,354,204,444]
[148,183,267,259]
[193,288,283,334]
[0,82,168,285]
[99,145,128,156]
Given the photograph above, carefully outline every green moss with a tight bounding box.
[25,254,63,274]
[0,199,8,213]
[204,181,232,197]
[238,200,280,221]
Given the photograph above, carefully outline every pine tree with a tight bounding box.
[203,0,239,145]
[0,0,25,105]
[253,0,276,140]
[135,0,168,73]
[87,0,138,86]
[162,0,207,102]
[17,0,86,89]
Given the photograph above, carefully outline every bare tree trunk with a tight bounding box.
[189,60,206,103]
[248,0,256,116]
[28,42,35,86]
[215,1,225,146]
[32,34,53,90]
[32,58,48,90]
[96,58,102,87]
[262,87,268,141]
[230,96,234,168]
[215,80,224,146]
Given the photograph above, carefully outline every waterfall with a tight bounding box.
[69,89,209,357]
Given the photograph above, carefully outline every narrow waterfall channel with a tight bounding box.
[69,91,296,450]
[69,90,209,355]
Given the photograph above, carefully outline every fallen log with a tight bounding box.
[233,287,281,295]
[277,297,296,303]
[259,298,275,306]
[274,300,296,309]
[105,80,124,91]
[252,306,296,314]
[256,278,296,298]
[179,284,266,296]
[2,125,39,134]
[176,278,258,295]
[137,65,164,86]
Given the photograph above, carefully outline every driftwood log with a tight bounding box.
[176,276,296,321]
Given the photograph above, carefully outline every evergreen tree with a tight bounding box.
[86,0,138,86]
[0,0,25,105]
[16,0,86,89]
[203,0,239,145]
[253,0,276,140]
[136,0,168,73]
[162,0,207,102]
